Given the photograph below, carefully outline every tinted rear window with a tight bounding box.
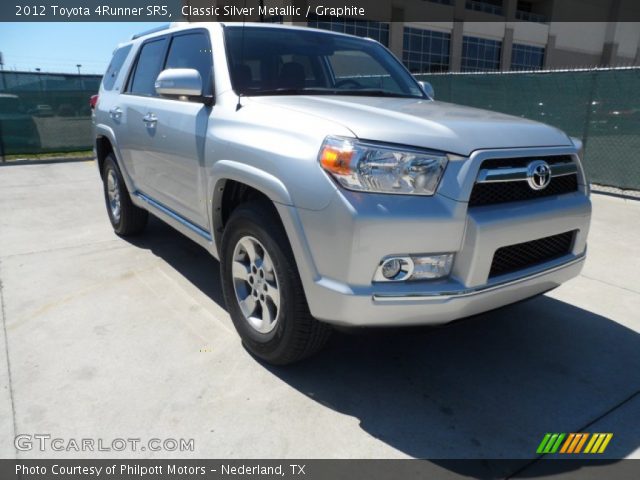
[103,45,132,91]
[129,38,167,96]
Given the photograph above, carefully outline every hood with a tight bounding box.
[249,96,572,156]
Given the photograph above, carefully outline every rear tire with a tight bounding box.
[102,154,148,236]
[220,201,331,365]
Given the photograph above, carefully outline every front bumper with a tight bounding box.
[280,147,591,327]
[306,254,584,326]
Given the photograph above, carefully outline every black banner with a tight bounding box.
[2,0,640,22]
[2,459,640,480]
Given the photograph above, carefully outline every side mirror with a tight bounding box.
[155,68,203,97]
[418,81,435,99]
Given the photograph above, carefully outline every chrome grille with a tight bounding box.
[469,155,579,207]
[489,231,576,278]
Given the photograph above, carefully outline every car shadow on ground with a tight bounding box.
[127,217,640,478]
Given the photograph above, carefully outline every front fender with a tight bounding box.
[208,159,321,289]
[208,159,295,258]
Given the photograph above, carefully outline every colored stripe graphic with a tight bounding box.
[549,433,565,453]
[584,434,598,453]
[598,434,613,453]
[537,434,552,454]
[560,433,575,453]
[537,433,565,454]
[538,433,613,454]
[568,433,584,453]
[574,433,589,453]
[544,434,559,453]
[592,434,606,452]
[585,433,614,453]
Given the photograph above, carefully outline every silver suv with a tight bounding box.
[93,23,591,364]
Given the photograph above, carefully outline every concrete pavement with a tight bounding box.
[0,160,639,471]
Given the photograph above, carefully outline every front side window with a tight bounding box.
[224,27,424,98]
[164,32,213,96]
[128,38,167,96]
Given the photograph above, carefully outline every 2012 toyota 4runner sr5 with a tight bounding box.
[93,23,591,364]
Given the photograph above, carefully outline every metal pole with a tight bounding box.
[0,51,5,90]
[0,120,5,163]
[580,70,598,160]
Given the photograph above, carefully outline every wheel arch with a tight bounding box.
[95,135,114,178]
[210,160,320,294]
[210,160,293,252]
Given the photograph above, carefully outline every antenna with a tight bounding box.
[236,0,248,111]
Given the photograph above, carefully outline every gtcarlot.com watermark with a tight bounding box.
[15,434,195,453]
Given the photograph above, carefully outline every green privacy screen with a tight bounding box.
[417,68,640,191]
[1,69,638,190]
[0,71,101,156]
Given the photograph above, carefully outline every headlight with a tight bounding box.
[318,136,448,196]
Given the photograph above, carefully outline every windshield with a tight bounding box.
[224,26,425,99]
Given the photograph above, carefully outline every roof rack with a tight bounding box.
[131,24,171,40]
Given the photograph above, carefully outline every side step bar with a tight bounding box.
[134,191,212,241]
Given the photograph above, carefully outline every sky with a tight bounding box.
[0,22,167,74]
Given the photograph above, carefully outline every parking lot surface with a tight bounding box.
[1,161,639,470]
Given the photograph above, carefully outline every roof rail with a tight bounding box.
[131,23,171,40]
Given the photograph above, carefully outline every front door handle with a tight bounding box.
[142,113,157,126]
[109,107,122,120]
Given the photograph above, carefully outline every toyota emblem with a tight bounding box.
[527,160,552,190]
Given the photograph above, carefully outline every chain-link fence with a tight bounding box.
[417,67,640,192]
[0,71,101,157]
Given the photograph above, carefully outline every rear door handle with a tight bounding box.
[109,107,122,119]
[142,113,157,126]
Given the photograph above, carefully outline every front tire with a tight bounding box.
[220,201,331,365]
[102,154,148,236]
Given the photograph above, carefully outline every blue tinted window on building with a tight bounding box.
[308,15,390,47]
[461,36,502,72]
[402,27,451,73]
[511,43,545,70]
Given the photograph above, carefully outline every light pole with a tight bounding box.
[35,68,42,89]
[76,64,85,90]
[35,67,44,98]
[0,52,5,90]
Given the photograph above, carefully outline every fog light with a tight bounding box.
[410,254,454,280]
[374,257,413,281]
[381,258,402,279]
[374,253,455,282]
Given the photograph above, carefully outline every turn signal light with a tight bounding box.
[319,144,354,176]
